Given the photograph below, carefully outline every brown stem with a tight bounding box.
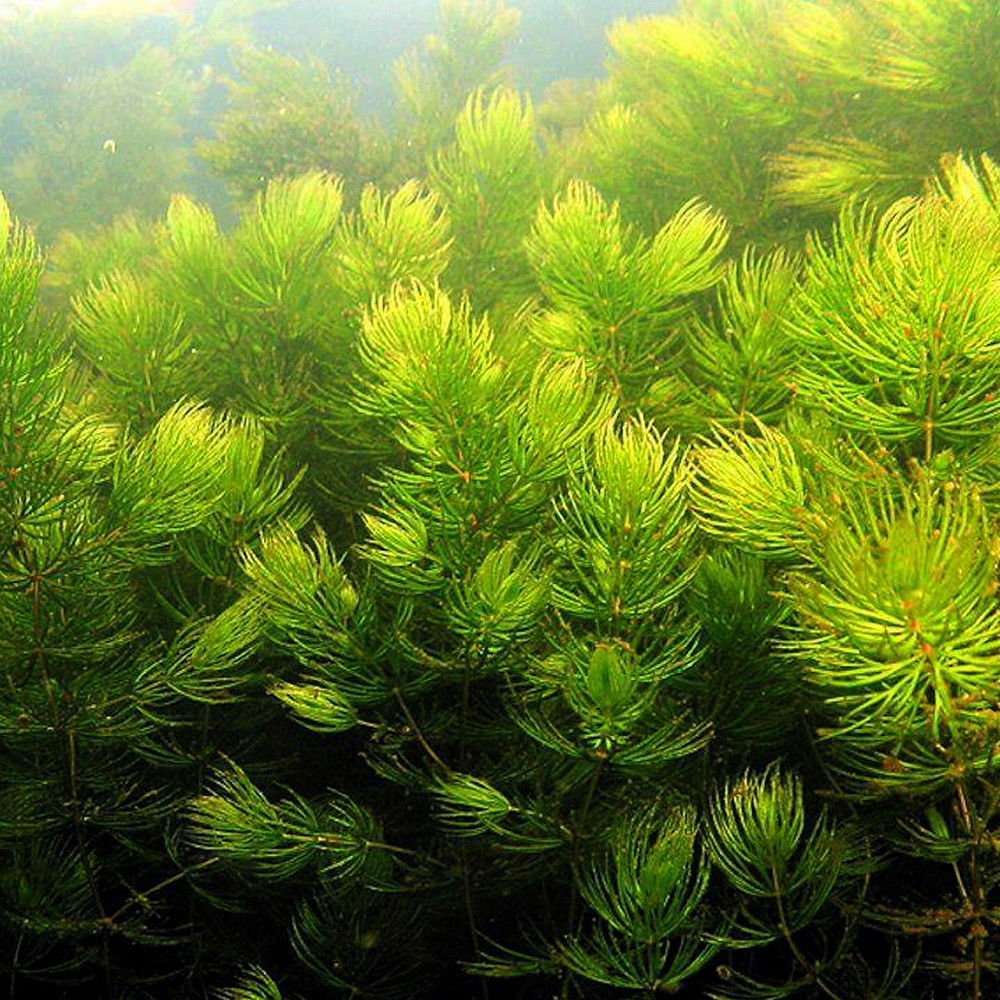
[770,863,844,1000]
[8,921,24,1000]
[109,857,220,924]
[394,688,449,773]
[567,756,604,932]
[954,782,985,1000]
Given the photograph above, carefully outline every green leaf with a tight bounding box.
[187,762,382,883]
[705,766,855,940]
[215,965,283,1000]
[269,679,358,734]
[787,476,1000,747]
[430,86,541,307]
[111,401,229,542]
[552,416,697,620]
[578,803,709,942]
[448,541,550,650]
[335,180,452,301]
[240,523,358,648]
[692,422,812,559]
[585,644,637,715]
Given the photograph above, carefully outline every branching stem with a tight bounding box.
[394,687,449,773]
[769,863,844,1000]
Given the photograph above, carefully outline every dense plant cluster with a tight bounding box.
[573,0,1000,245]
[5,2,1000,999]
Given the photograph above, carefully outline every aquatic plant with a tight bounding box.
[197,45,382,206]
[7,2,1000,996]
[198,0,524,222]
[0,0,288,242]
[190,154,1000,1000]
[575,0,1000,247]
[0,43,201,240]
[429,86,542,311]
[390,0,522,177]
[0,191,307,995]
[42,213,163,311]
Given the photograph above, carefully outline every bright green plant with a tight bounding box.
[42,213,162,312]
[785,154,1000,469]
[390,0,522,178]
[29,173,405,596]
[525,178,729,412]
[429,86,543,311]
[8,3,1000,988]
[576,0,1000,248]
[689,155,1000,1000]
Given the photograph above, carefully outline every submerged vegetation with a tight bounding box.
[6,1,1000,998]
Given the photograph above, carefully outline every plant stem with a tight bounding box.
[394,687,449,772]
[460,658,471,769]
[567,756,604,932]
[770,863,844,1000]
[954,781,985,1000]
[108,857,220,924]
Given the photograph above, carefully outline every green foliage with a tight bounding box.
[198,45,382,205]
[1,44,201,239]
[680,247,800,431]
[686,551,800,746]
[556,804,719,992]
[392,0,522,167]
[216,965,284,1000]
[57,170,457,517]
[576,0,1000,247]
[192,0,524,229]
[786,155,1000,464]
[705,766,879,998]
[333,180,452,303]
[691,422,812,560]
[0,186,318,992]
[430,86,543,310]
[43,213,162,311]
[290,893,430,999]
[8,5,1000,992]
[550,419,695,622]
[188,761,383,881]
[708,768,848,929]
[787,475,1000,785]
[0,0,298,240]
[526,179,729,410]
[72,272,190,428]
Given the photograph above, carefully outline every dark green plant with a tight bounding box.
[0,192,306,995]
